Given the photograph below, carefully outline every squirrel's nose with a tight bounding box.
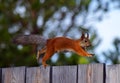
[88,44,92,47]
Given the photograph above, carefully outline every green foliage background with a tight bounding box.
[0,0,120,67]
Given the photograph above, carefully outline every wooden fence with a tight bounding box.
[0,64,120,83]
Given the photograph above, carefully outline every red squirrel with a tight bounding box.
[37,33,93,67]
[13,32,93,68]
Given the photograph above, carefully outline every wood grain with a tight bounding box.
[2,66,25,83]
[78,64,103,83]
[0,68,1,83]
[52,65,77,83]
[2,64,120,83]
[106,64,120,83]
[26,66,50,83]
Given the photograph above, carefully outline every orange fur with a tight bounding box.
[37,33,93,68]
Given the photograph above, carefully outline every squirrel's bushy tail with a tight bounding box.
[12,34,47,45]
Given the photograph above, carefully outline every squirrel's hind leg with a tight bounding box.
[42,49,54,68]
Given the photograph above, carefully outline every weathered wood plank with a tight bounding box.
[78,64,103,83]
[52,66,77,83]
[26,66,50,83]
[0,68,2,83]
[106,64,120,83]
[2,66,25,83]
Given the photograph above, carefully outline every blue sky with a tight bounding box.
[51,9,120,63]
[94,9,120,54]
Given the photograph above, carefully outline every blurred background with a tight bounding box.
[0,0,120,67]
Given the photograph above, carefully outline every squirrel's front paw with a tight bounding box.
[42,62,48,68]
[87,54,95,57]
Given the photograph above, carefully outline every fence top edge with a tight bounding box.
[1,66,26,69]
[106,64,120,67]
[0,63,106,69]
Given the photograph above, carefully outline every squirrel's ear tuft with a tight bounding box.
[80,32,85,40]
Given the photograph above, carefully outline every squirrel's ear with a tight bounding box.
[80,32,85,40]
[86,33,89,39]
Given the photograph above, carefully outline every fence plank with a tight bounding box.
[2,66,25,83]
[52,66,77,83]
[78,64,103,83]
[0,68,1,83]
[26,66,50,83]
[3,64,120,83]
[106,64,120,83]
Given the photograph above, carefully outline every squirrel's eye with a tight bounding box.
[85,40,87,42]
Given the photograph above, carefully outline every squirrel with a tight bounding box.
[13,32,94,68]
